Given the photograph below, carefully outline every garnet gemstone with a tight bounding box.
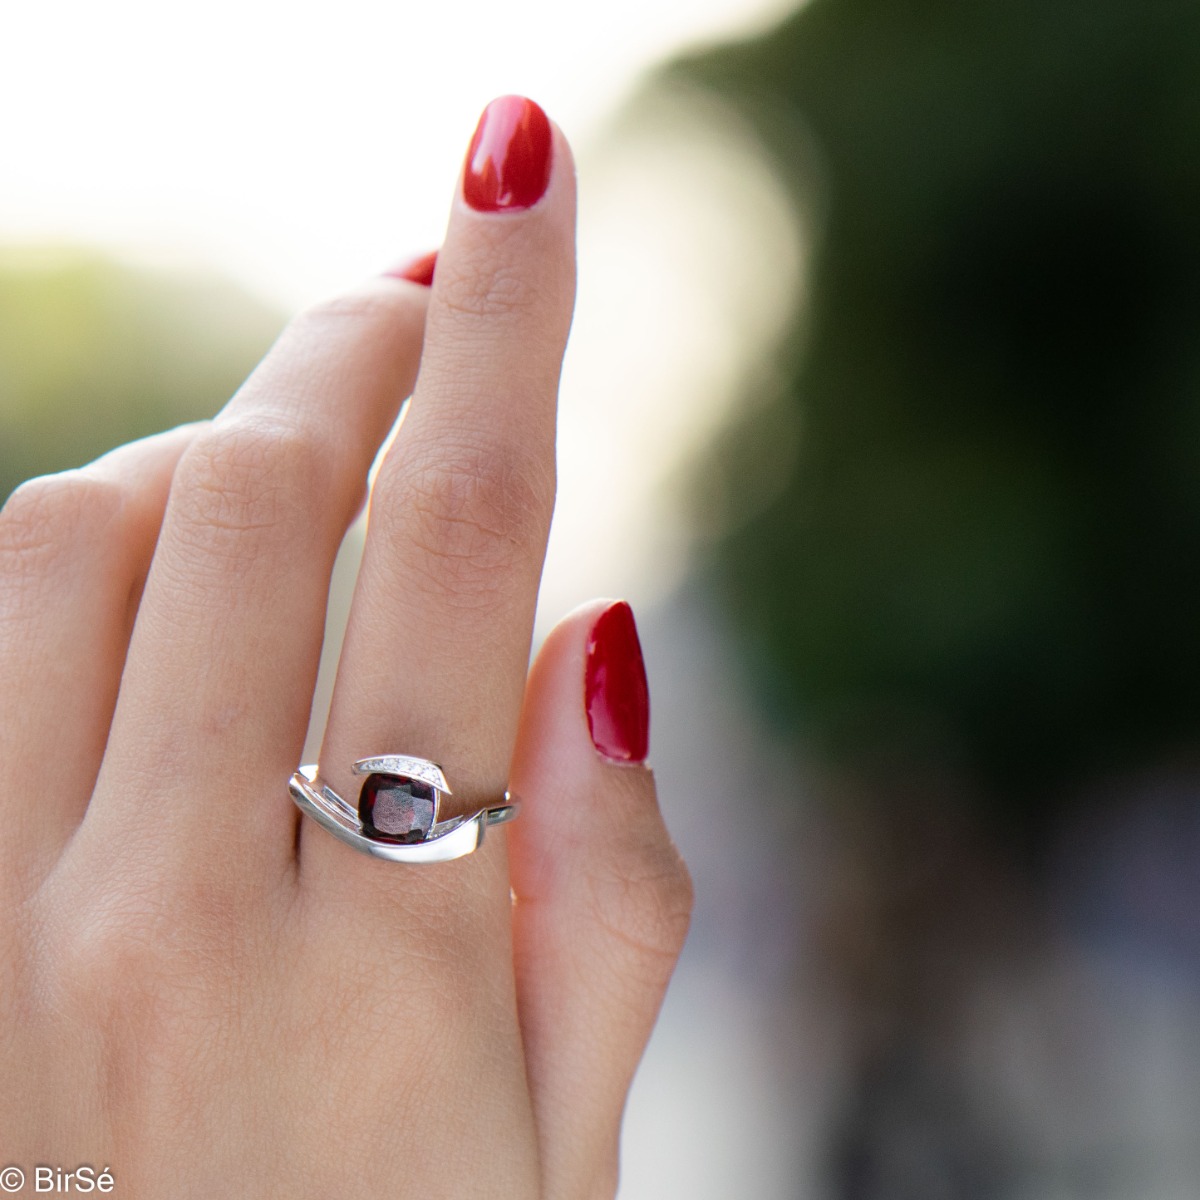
[359,773,438,844]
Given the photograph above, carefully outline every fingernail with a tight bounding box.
[462,95,553,213]
[585,601,650,764]
[384,250,438,286]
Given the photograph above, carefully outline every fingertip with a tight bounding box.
[456,96,576,219]
[509,598,664,897]
[514,598,636,783]
[383,249,438,286]
[585,599,650,766]
[462,96,553,213]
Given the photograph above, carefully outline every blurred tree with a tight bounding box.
[0,247,283,501]
[674,0,1200,825]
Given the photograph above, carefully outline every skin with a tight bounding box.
[0,119,692,1197]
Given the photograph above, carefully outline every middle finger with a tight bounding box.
[65,278,430,889]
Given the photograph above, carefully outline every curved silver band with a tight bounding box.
[289,760,517,864]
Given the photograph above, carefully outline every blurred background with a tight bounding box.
[4,0,1200,1194]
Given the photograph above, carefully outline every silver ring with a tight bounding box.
[289,755,517,864]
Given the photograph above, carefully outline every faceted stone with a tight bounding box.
[359,773,438,844]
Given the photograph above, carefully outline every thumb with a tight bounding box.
[508,598,693,1198]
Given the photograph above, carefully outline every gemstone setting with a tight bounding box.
[358,773,439,844]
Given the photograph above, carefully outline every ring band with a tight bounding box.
[289,755,517,863]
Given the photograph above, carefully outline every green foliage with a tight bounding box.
[0,248,283,500]
[675,0,1200,813]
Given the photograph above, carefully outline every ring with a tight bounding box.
[289,754,517,863]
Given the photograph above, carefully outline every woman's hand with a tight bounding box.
[0,97,691,1197]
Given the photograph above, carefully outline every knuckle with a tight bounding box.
[297,284,421,339]
[59,911,164,1009]
[0,470,125,581]
[380,441,554,601]
[50,870,251,1062]
[435,253,547,322]
[52,900,205,1120]
[168,419,331,565]
[53,892,177,1045]
[587,834,694,969]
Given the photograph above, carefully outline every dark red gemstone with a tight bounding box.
[359,774,437,844]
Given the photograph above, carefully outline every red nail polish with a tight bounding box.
[585,601,650,764]
[462,95,553,213]
[384,250,437,286]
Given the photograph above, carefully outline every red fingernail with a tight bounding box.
[384,250,438,286]
[462,95,553,213]
[585,601,650,764]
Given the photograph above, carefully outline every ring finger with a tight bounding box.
[303,97,575,926]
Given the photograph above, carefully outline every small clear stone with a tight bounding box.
[359,774,437,844]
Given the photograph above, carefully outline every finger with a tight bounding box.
[508,600,692,1196]
[67,277,430,889]
[305,98,575,924]
[0,424,199,892]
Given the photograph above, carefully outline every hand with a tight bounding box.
[0,96,692,1198]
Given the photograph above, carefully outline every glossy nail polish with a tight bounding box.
[585,601,650,764]
[462,95,553,212]
[384,250,438,286]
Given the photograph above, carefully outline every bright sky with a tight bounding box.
[0,0,802,619]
